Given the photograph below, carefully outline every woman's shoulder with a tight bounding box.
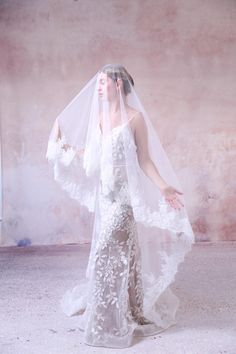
[126,107,144,135]
[126,106,143,122]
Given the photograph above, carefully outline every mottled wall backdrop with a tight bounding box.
[0,0,235,246]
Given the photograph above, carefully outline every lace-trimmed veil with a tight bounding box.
[46,64,195,332]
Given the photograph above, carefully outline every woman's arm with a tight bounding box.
[133,113,184,210]
[54,119,84,157]
[54,119,69,149]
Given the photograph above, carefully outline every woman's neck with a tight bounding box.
[109,96,127,115]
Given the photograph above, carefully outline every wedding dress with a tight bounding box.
[46,64,195,348]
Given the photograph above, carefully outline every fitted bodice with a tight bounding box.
[100,123,137,165]
[99,124,138,202]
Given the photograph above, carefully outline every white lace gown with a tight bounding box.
[59,123,194,348]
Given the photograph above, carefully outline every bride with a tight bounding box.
[46,64,195,348]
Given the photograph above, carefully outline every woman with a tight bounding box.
[46,64,195,348]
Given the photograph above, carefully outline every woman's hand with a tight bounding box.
[161,185,184,210]
[62,143,71,151]
[77,148,85,158]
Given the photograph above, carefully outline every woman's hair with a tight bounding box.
[100,64,134,96]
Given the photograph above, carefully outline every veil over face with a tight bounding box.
[46,64,195,343]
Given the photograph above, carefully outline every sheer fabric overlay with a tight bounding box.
[46,64,195,348]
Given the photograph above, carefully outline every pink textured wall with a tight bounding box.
[0,0,235,245]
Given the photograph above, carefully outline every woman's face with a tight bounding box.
[98,72,118,101]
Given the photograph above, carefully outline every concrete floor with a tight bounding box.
[0,242,235,354]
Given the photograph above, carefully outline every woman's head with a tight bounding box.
[98,64,134,101]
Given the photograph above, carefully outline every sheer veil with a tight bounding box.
[46,64,195,341]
